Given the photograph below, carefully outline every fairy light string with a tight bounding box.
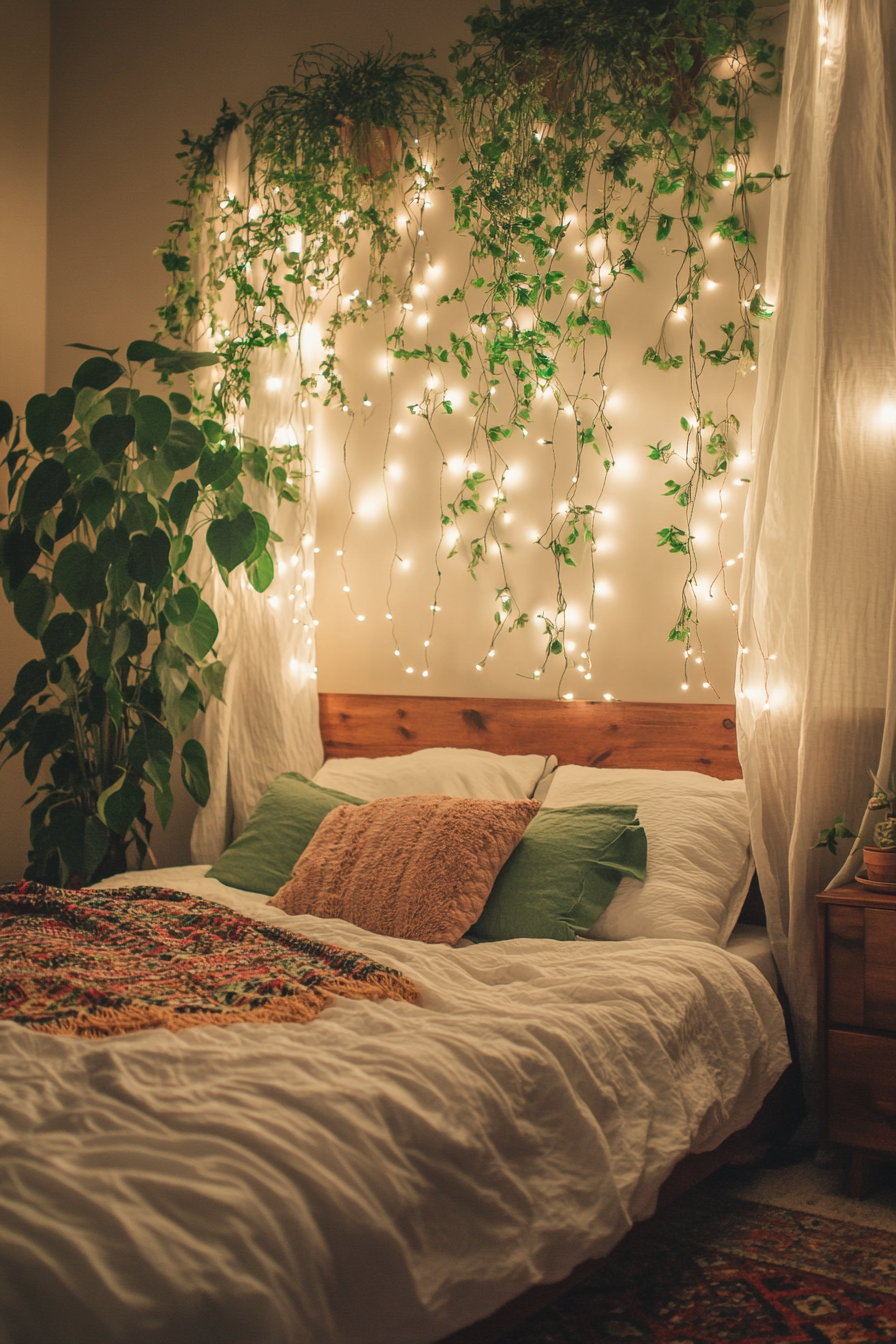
[158,17,784,698]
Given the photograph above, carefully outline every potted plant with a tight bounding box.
[0,340,279,887]
[815,769,896,888]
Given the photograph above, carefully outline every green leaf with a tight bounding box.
[14,659,48,700]
[201,660,226,702]
[180,738,210,807]
[25,388,75,452]
[167,479,199,531]
[161,419,205,470]
[197,445,240,489]
[135,456,175,498]
[79,477,116,528]
[163,586,199,626]
[127,340,174,364]
[97,773,144,835]
[206,510,256,572]
[134,394,171,450]
[177,599,218,662]
[40,611,86,661]
[168,391,192,416]
[121,492,157,535]
[153,350,219,374]
[67,342,119,357]
[0,401,12,440]
[13,574,55,637]
[247,550,274,592]
[72,357,124,393]
[127,528,170,589]
[244,511,270,567]
[21,458,71,525]
[54,540,110,609]
[23,711,71,783]
[655,213,673,241]
[87,625,115,678]
[154,779,175,828]
[1,525,40,587]
[90,414,135,464]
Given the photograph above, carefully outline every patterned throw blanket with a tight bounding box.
[0,881,420,1038]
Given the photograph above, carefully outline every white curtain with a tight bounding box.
[189,133,324,862]
[738,0,896,1095]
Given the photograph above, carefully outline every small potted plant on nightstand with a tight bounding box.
[815,769,896,889]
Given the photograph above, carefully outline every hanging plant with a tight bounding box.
[0,341,280,887]
[159,44,449,440]
[432,0,783,678]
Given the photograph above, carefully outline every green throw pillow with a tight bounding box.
[207,773,364,897]
[468,804,647,943]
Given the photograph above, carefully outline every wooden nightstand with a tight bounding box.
[818,881,896,1197]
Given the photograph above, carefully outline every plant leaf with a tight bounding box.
[180,738,210,806]
[53,540,110,609]
[72,357,124,393]
[13,574,55,637]
[206,510,256,572]
[25,388,75,453]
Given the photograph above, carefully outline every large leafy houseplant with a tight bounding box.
[0,340,279,887]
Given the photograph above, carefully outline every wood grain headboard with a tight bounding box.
[319,694,741,780]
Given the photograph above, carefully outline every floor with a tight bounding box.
[712,1146,896,1233]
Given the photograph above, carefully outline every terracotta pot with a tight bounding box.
[863,845,896,886]
[337,117,399,180]
[508,45,575,114]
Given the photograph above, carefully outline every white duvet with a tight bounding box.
[0,867,790,1344]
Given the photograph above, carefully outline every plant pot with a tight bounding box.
[863,845,896,887]
[337,117,399,180]
[507,45,575,114]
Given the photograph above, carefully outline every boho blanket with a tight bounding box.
[0,880,420,1038]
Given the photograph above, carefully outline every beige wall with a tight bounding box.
[0,0,50,879]
[0,1,783,872]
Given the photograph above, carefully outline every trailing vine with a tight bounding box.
[157,9,784,695]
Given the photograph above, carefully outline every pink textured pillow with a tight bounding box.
[270,794,541,944]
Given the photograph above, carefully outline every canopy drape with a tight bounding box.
[738,0,896,1093]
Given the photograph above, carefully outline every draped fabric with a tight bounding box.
[738,0,896,1094]
[189,131,323,863]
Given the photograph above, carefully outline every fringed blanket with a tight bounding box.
[0,880,420,1038]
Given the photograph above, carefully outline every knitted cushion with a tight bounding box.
[270,794,541,944]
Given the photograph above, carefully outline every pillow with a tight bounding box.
[207,773,363,897]
[313,748,554,801]
[468,804,647,943]
[270,795,541,944]
[541,766,753,946]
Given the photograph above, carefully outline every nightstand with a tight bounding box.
[817,882,896,1197]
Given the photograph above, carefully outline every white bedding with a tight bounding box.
[0,867,790,1344]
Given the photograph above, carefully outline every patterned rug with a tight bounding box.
[505,1184,896,1343]
[0,880,419,1037]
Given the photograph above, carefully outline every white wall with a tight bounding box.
[0,0,50,879]
[0,0,783,871]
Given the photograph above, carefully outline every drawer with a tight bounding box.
[827,1030,896,1154]
[826,905,896,1031]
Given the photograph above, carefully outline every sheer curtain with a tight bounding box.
[189,132,324,863]
[738,0,896,1093]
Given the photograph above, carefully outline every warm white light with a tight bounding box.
[268,596,280,610]
[563,692,574,701]
[266,376,283,392]
[603,692,614,702]
[357,615,365,622]
[594,580,612,597]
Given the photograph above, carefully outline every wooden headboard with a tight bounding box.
[319,694,741,781]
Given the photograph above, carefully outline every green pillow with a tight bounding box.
[468,804,647,943]
[207,773,364,897]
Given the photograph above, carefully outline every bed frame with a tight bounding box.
[319,693,742,779]
[318,692,797,1344]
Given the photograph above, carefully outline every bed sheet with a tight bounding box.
[0,866,790,1344]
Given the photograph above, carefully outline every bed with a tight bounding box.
[0,694,793,1344]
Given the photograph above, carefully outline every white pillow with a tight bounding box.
[314,748,556,802]
[541,765,753,946]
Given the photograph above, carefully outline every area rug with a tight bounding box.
[0,880,419,1037]
[505,1183,896,1343]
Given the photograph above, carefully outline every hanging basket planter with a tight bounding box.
[506,45,576,114]
[337,116,400,180]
